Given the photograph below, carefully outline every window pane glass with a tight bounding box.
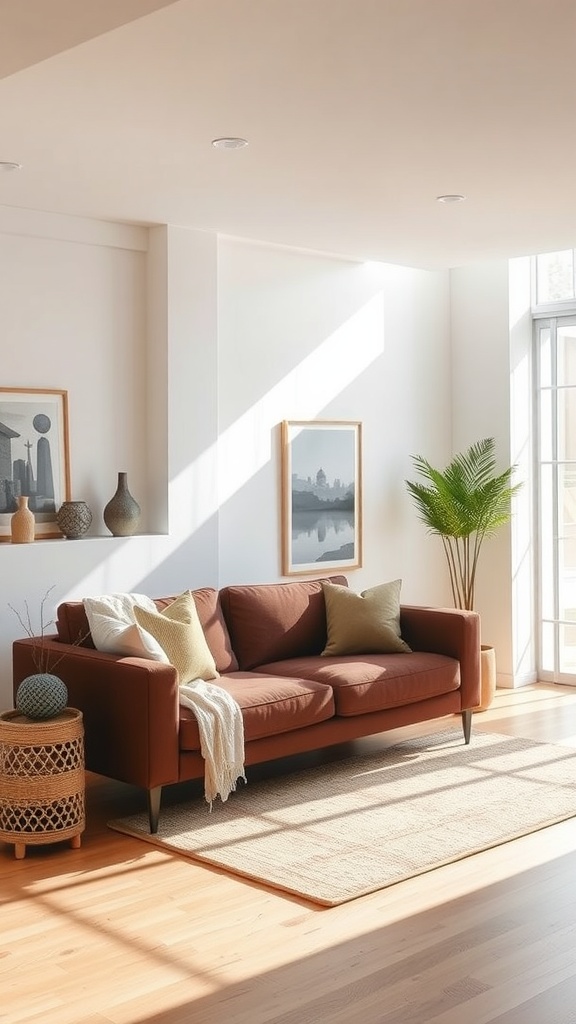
[539,326,552,387]
[541,620,555,672]
[540,463,555,619]
[558,464,576,533]
[558,539,576,620]
[557,325,576,384]
[537,249,574,303]
[559,465,576,624]
[539,388,553,461]
[560,622,576,673]
[557,389,576,460]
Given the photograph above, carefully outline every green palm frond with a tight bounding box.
[405,438,522,611]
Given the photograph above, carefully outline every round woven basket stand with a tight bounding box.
[0,708,85,859]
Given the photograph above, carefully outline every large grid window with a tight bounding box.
[534,249,576,682]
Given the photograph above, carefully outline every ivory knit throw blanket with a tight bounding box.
[179,680,246,807]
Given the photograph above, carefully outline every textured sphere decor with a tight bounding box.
[16,674,68,720]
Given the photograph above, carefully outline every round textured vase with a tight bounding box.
[16,674,69,720]
[10,495,35,543]
[103,472,141,537]
[56,500,93,539]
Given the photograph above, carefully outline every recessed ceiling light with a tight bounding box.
[436,194,466,203]
[0,161,22,172]
[211,137,248,150]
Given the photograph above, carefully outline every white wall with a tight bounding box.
[139,225,221,596]
[450,259,535,686]
[0,212,150,706]
[0,212,455,710]
[509,257,536,686]
[217,237,453,599]
[0,213,149,521]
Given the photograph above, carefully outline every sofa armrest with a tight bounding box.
[400,605,481,710]
[12,637,180,790]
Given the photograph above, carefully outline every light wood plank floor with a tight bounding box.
[3,683,576,1024]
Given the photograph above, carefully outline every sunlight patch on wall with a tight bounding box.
[62,290,387,597]
[218,292,385,505]
[59,536,172,601]
[169,444,218,536]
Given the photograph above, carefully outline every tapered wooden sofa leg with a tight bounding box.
[148,787,162,834]
[461,709,472,744]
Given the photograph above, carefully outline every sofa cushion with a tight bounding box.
[257,652,460,716]
[134,591,219,683]
[56,601,97,648]
[179,672,336,751]
[220,575,348,670]
[322,579,412,655]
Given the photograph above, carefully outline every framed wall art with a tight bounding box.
[281,419,362,576]
[0,388,71,540]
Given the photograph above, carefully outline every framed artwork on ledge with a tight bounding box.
[0,388,71,540]
[281,419,362,576]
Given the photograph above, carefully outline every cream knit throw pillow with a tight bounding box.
[134,591,219,683]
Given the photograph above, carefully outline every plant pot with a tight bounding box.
[474,644,497,713]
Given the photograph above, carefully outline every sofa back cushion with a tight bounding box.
[219,576,348,670]
[57,602,96,648]
[57,587,239,673]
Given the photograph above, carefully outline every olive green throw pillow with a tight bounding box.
[134,591,219,684]
[321,579,412,656]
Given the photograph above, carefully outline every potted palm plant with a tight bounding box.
[405,437,522,709]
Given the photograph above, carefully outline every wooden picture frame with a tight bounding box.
[281,419,362,575]
[0,388,71,540]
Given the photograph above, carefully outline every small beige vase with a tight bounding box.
[474,644,497,713]
[10,495,35,543]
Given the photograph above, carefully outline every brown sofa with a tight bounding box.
[12,575,481,833]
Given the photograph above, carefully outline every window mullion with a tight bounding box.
[551,320,560,679]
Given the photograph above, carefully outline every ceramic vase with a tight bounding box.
[103,472,141,537]
[10,495,35,543]
[56,500,93,539]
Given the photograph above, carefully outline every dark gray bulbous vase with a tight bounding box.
[103,472,141,537]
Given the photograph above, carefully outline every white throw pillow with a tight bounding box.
[83,592,169,662]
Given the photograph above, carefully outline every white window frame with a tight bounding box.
[533,308,576,683]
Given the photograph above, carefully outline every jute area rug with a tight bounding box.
[109,729,576,906]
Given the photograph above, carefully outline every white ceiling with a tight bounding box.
[0,0,574,270]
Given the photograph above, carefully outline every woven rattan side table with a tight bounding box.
[0,707,85,859]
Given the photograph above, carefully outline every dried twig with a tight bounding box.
[9,586,88,675]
